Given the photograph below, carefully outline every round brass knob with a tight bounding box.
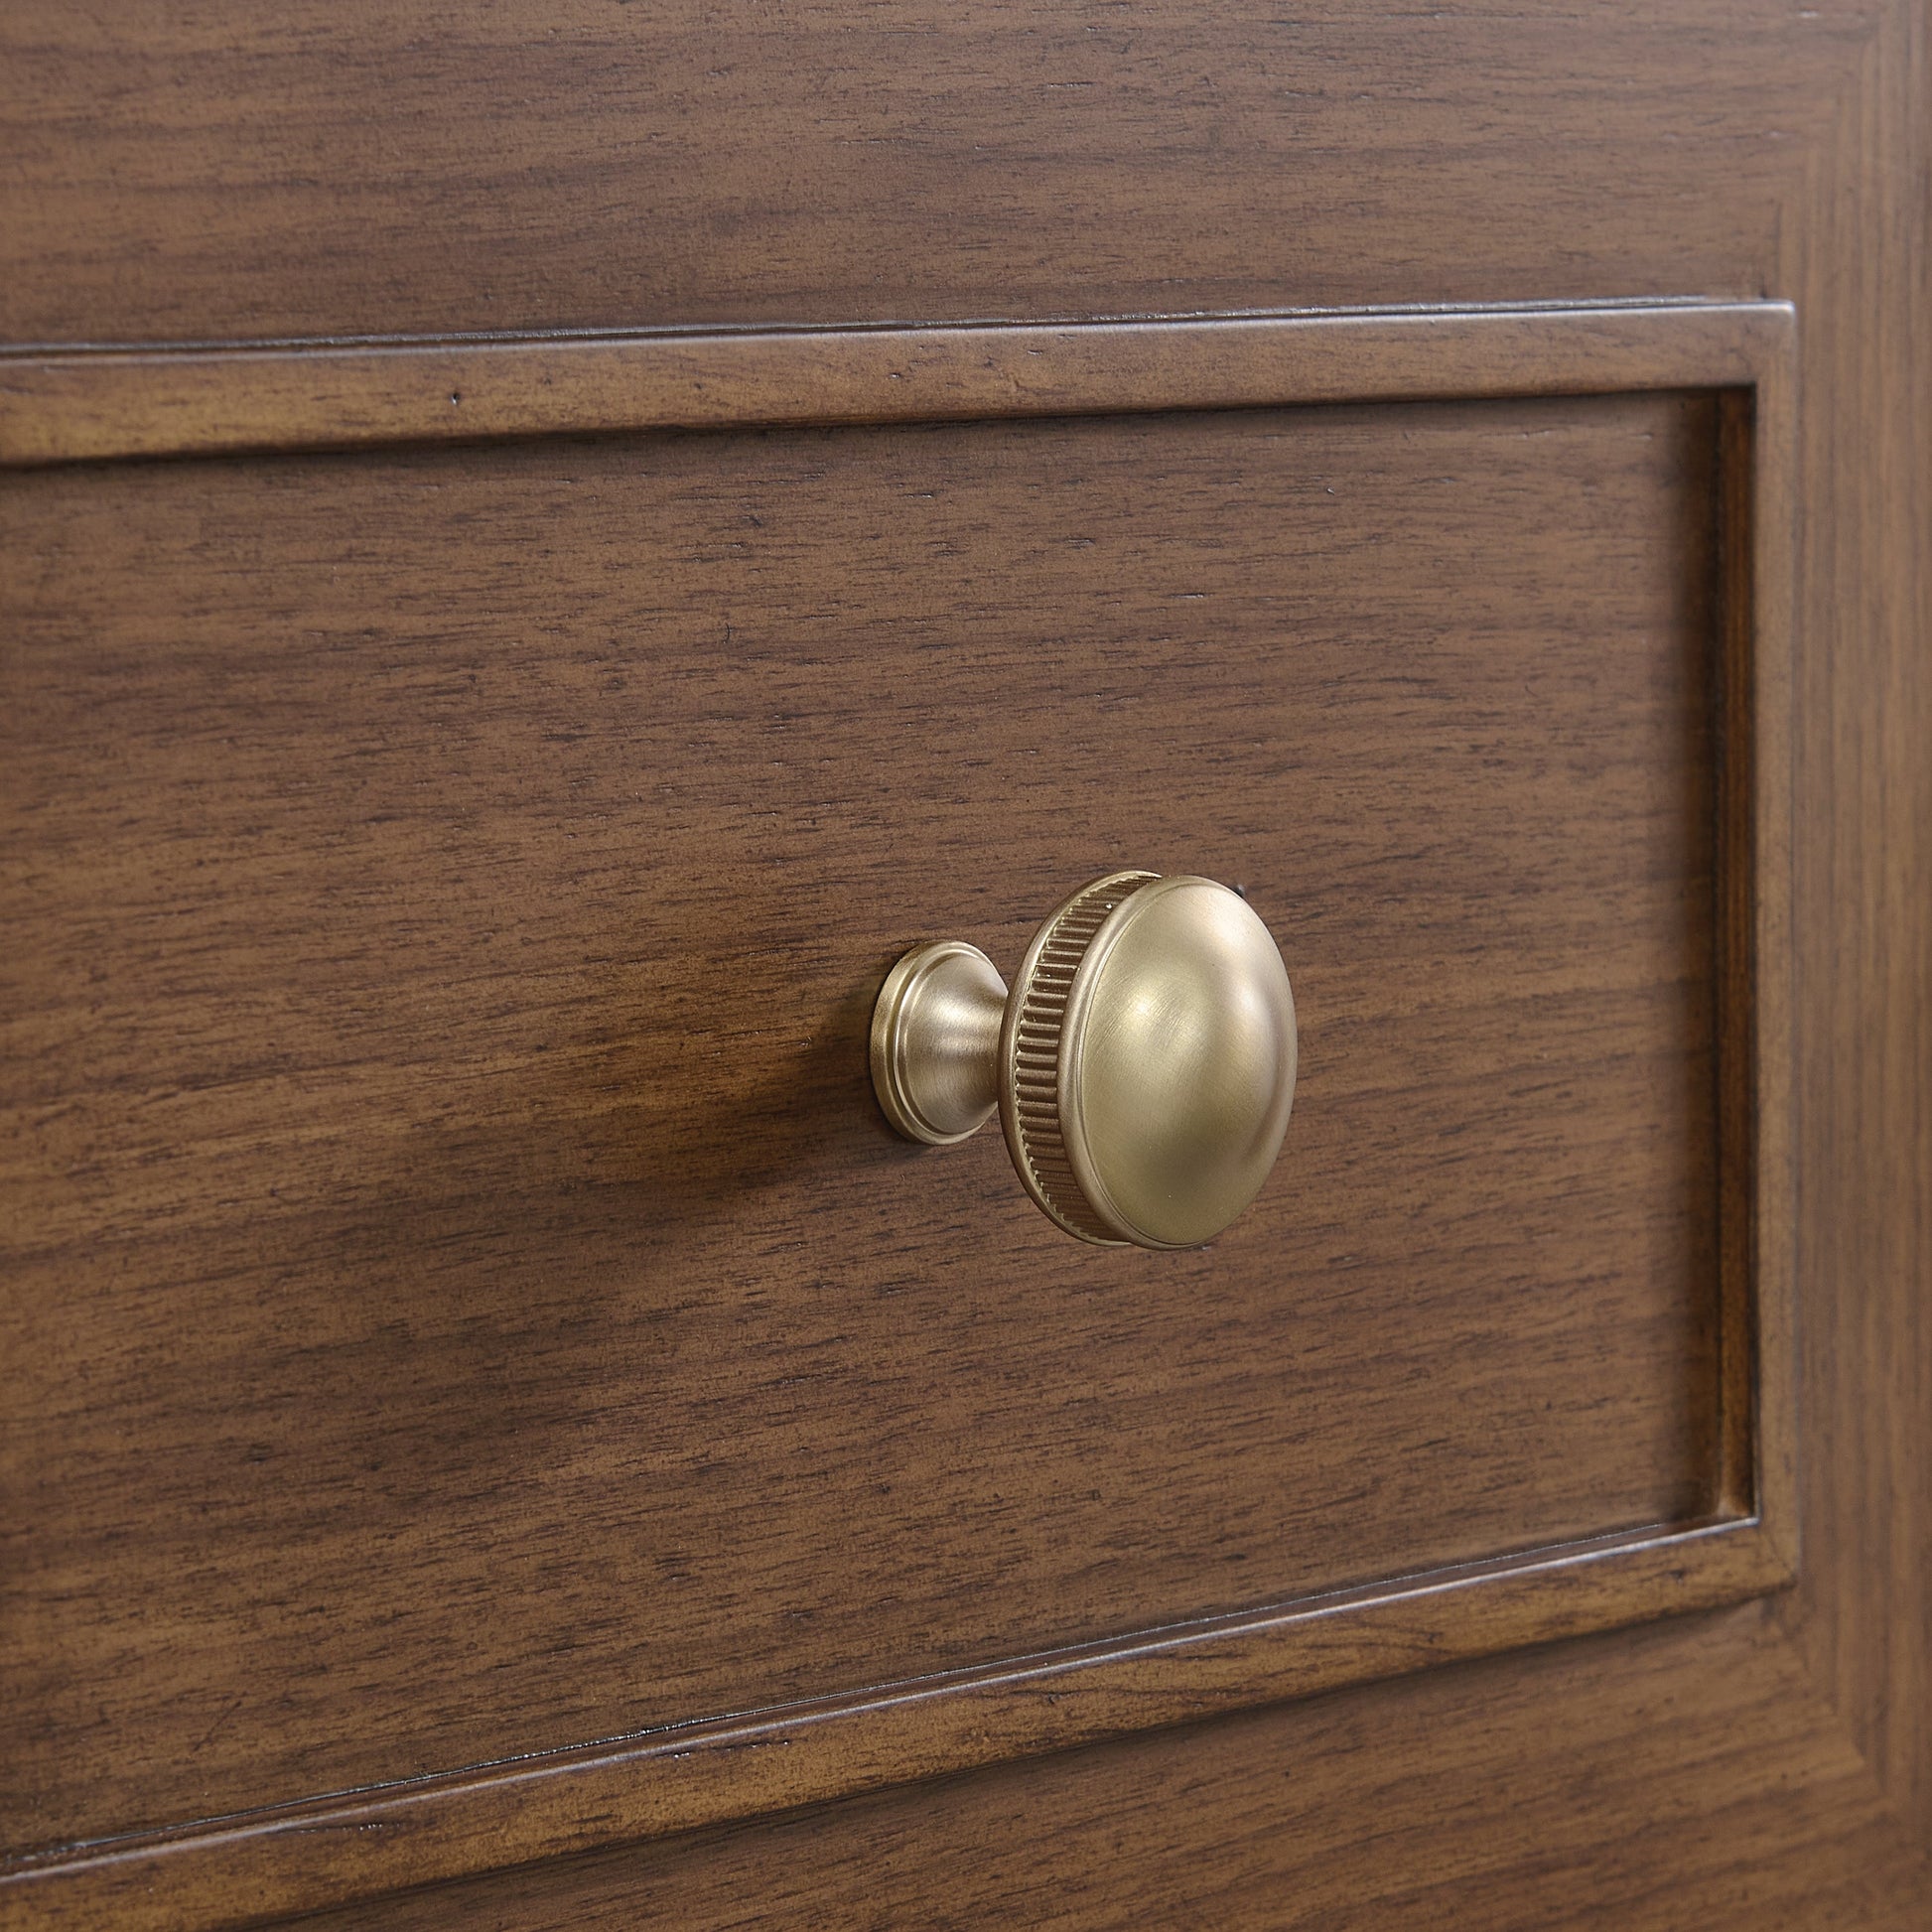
[871,872,1298,1249]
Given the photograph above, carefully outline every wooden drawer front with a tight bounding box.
[0,308,1792,1925]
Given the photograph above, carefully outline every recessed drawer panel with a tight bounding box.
[3,370,1747,1860]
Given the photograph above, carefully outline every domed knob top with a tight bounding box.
[1001,872,1298,1248]
[871,871,1298,1249]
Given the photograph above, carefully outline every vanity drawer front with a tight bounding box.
[0,382,1740,1863]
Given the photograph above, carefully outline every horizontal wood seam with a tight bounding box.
[0,1518,1791,1932]
[0,301,1794,468]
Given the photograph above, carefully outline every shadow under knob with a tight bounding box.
[870,871,1298,1249]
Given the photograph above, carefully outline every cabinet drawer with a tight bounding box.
[0,309,1793,1923]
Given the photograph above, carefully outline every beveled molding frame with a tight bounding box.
[0,301,1796,1932]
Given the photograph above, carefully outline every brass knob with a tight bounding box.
[871,872,1298,1249]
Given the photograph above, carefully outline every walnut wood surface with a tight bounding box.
[290,1610,1930,1931]
[0,1528,1792,1932]
[1778,0,1932,1854]
[3,389,1733,1868]
[0,303,1788,469]
[1,0,1926,1926]
[0,4,1870,347]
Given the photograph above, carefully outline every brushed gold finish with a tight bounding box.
[997,870,1164,1243]
[869,940,1008,1146]
[872,873,1298,1249]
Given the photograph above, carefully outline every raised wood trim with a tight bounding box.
[0,1520,1790,1932]
[0,299,1799,1930]
[1736,326,1800,1574]
[0,301,1791,468]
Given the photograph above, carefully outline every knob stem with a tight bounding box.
[870,940,1008,1145]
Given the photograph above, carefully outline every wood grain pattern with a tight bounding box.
[1776,0,1932,1849]
[0,3,1869,347]
[286,1610,1930,1932]
[0,1527,1788,1932]
[0,374,1772,1923]
[3,0,1925,1925]
[0,302,1790,468]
